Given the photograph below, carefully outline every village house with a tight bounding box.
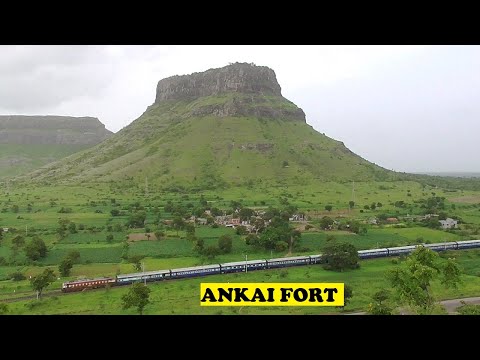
[289,214,306,221]
[420,214,439,221]
[439,218,458,229]
[386,217,399,223]
[196,218,208,225]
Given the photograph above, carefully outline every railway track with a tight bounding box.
[2,240,480,304]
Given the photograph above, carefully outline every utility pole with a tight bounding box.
[352,181,356,205]
[142,262,146,286]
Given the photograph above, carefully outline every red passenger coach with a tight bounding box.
[62,277,116,293]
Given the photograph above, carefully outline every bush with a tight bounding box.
[235,226,248,235]
[0,303,8,314]
[9,271,26,281]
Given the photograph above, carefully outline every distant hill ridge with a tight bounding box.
[0,115,113,179]
[0,115,112,145]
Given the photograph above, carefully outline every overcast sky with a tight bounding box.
[1,45,479,173]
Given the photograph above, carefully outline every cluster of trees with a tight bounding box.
[7,235,48,264]
[318,216,367,235]
[193,234,233,260]
[245,216,301,253]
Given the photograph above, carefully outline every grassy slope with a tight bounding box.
[0,144,90,179]
[24,93,394,187]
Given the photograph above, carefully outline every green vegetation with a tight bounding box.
[387,247,461,314]
[121,282,151,315]
[321,241,360,272]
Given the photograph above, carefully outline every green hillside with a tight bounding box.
[0,143,92,179]
[24,92,395,189]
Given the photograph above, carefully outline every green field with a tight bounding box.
[1,179,480,314]
[3,249,480,315]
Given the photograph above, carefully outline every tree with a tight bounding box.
[172,216,185,236]
[319,216,334,230]
[121,241,130,260]
[245,234,259,247]
[202,245,220,260]
[68,222,77,234]
[239,207,254,221]
[24,236,47,261]
[30,268,56,299]
[325,205,333,212]
[349,201,355,209]
[0,303,8,314]
[387,247,461,314]
[370,202,376,211]
[56,218,70,240]
[110,209,120,216]
[344,284,353,307]
[10,235,25,261]
[59,258,73,277]
[193,238,205,253]
[367,289,393,315]
[126,211,146,228]
[321,242,360,272]
[122,282,151,315]
[8,271,26,281]
[66,250,81,264]
[0,227,3,242]
[235,226,248,235]
[218,235,233,254]
[441,258,462,289]
[184,223,195,236]
[129,255,145,271]
[11,235,25,249]
[154,230,165,240]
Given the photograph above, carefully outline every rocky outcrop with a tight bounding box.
[155,62,306,122]
[156,62,282,102]
[0,116,113,145]
[190,99,306,122]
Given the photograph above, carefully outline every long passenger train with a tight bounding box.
[61,239,480,292]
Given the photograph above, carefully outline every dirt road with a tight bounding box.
[346,296,480,315]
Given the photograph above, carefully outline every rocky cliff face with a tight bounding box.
[155,62,306,122]
[0,116,113,145]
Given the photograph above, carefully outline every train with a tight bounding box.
[61,239,480,293]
